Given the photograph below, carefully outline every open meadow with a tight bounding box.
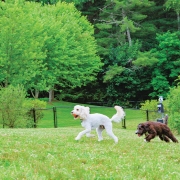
[0,101,180,180]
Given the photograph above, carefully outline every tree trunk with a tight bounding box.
[122,9,132,46]
[49,88,54,102]
[31,89,39,99]
[177,12,180,31]
[126,27,132,46]
[35,90,39,99]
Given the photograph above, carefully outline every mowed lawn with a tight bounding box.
[0,101,180,180]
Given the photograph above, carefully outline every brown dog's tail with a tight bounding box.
[111,106,125,123]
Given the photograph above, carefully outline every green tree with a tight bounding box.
[149,31,180,98]
[102,41,151,105]
[26,0,92,5]
[94,0,154,54]
[165,0,180,30]
[0,1,47,89]
[38,2,102,101]
[167,85,180,134]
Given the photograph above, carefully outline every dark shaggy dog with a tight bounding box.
[135,121,178,143]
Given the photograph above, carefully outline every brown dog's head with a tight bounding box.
[135,123,150,137]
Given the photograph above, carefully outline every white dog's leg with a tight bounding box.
[75,129,91,140]
[105,126,118,143]
[96,127,104,141]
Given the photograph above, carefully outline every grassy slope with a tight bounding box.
[0,101,179,179]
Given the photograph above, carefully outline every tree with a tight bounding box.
[102,41,152,105]
[0,1,47,90]
[38,2,102,101]
[167,85,180,134]
[165,0,180,30]
[94,0,154,53]
[149,31,180,98]
[26,0,93,5]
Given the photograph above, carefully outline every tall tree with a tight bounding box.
[0,1,47,89]
[165,0,180,30]
[40,2,102,101]
[143,31,180,98]
[95,0,154,51]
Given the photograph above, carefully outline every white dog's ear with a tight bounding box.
[79,106,89,120]
[85,107,90,114]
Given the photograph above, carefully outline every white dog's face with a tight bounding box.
[71,105,89,120]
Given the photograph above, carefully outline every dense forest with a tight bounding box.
[0,0,180,106]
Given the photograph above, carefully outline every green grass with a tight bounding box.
[0,101,180,179]
[0,128,179,180]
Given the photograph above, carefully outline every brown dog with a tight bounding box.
[135,121,178,143]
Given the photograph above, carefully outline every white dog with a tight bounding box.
[71,105,125,143]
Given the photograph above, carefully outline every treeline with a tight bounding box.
[0,0,180,106]
[76,0,180,105]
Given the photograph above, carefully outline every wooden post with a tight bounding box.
[32,108,36,128]
[122,117,126,129]
[146,109,149,121]
[53,107,57,128]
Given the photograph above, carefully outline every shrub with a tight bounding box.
[167,86,180,134]
[23,99,47,128]
[0,85,27,128]
[140,99,168,120]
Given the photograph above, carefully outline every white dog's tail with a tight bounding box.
[111,106,125,123]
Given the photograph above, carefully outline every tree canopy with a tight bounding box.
[0,0,102,100]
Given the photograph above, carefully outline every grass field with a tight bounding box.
[0,101,180,180]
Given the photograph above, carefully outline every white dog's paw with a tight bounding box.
[98,138,103,142]
[111,136,118,143]
[75,136,80,141]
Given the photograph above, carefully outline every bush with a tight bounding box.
[23,99,47,128]
[0,85,27,128]
[140,99,168,120]
[167,86,180,134]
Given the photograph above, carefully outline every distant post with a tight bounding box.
[53,107,58,128]
[146,110,149,121]
[122,117,126,129]
[32,108,36,128]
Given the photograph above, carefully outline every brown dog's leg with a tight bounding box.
[158,135,164,141]
[166,132,178,143]
[145,134,156,142]
[163,126,178,143]
[159,135,170,142]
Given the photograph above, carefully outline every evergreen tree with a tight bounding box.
[165,0,180,30]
